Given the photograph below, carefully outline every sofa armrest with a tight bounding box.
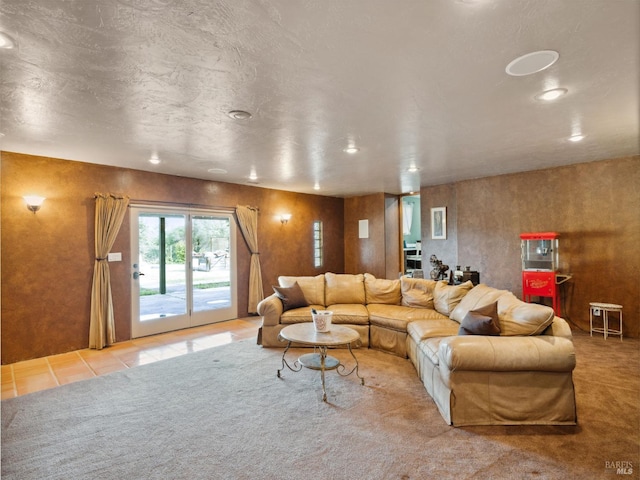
[256,294,284,327]
[438,335,576,373]
[542,316,573,338]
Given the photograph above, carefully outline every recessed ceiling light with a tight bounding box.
[505,50,559,76]
[535,88,568,101]
[314,182,320,191]
[568,134,585,142]
[0,32,16,49]
[207,168,228,174]
[149,155,160,165]
[227,110,252,120]
[343,146,359,154]
[407,166,420,173]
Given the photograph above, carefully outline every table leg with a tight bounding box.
[320,346,327,402]
[336,343,365,385]
[277,341,302,377]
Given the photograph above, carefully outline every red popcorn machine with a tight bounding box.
[520,232,571,316]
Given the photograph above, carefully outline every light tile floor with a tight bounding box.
[1,318,261,400]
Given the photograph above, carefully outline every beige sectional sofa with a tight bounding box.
[257,272,577,426]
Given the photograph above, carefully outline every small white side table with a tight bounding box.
[589,302,623,341]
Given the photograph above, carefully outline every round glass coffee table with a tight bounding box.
[277,323,365,401]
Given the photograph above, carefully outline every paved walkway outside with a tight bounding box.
[139,286,231,320]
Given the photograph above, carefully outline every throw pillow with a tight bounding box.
[497,292,555,335]
[400,276,438,309]
[273,282,308,312]
[433,280,474,315]
[458,301,501,335]
[364,273,401,305]
[278,275,325,306]
[325,272,365,305]
[449,284,509,324]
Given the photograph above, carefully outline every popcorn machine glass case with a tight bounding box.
[521,232,558,271]
[520,232,561,315]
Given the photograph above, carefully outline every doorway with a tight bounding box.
[401,195,421,275]
[130,206,237,338]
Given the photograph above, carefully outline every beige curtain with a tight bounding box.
[89,193,130,349]
[236,205,264,313]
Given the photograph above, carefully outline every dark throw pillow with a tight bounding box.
[458,301,501,336]
[273,282,309,312]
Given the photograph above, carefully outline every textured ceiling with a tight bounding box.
[1,0,638,197]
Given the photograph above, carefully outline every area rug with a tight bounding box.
[2,333,639,479]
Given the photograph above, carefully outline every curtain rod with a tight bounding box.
[128,199,238,212]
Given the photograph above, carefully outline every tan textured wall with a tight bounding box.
[421,184,458,275]
[1,152,344,363]
[421,156,640,337]
[344,193,402,279]
[344,193,385,278]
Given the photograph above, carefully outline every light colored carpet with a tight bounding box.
[2,331,639,480]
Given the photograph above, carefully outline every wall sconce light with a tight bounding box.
[280,213,292,225]
[23,195,46,213]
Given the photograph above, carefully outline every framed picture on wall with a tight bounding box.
[431,207,446,240]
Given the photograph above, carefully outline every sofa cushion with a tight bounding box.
[458,301,501,336]
[407,319,460,344]
[279,275,325,306]
[367,307,412,331]
[325,273,365,305]
[433,280,474,315]
[272,282,308,312]
[400,276,438,309]
[325,304,370,325]
[368,304,449,325]
[418,337,445,366]
[364,273,401,305]
[497,292,555,336]
[450,284,509,324]
[280,305,324,324]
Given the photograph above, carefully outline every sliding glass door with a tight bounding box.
[131,206,237,338]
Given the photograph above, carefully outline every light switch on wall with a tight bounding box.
[107,252,122,262]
